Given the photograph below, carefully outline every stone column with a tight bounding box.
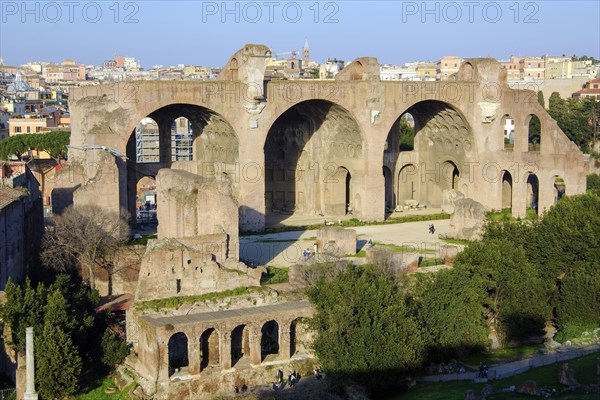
[512,179,527,219]
[538,175,555,215]
[249,327,262,366]
[279,321,291,360]
[220,331,232,370]
[24,327,38,400]
[188,336,200,375]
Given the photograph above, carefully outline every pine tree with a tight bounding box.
[36,323,82,399]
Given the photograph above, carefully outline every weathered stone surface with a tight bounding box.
[156,169,239,255]
[365,247,418,274]
[441,189,465,214]
[464,389,478,400]
[135,236,262,302]
[316,227,356,257]
[558,363,578,386]
[516,380,541,396]
[448,198,489,241]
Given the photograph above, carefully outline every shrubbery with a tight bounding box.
[306,193,600,394]
[0,274,126,398]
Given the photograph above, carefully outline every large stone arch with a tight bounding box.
[384,100,474,208]
[264,100,364,223]
[125,103,239,227]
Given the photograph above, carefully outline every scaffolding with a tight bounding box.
[171,117,193,161]
[136,118,160,163]
[135,117,193,163]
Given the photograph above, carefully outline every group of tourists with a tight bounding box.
[272,368,300,390]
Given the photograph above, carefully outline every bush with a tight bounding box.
[555,261,600,329]
[101,329,131,371]
[454,239,550,343]
[306,265,426,392]
[411,269,488,359]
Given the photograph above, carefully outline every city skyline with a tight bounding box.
[1,1,599,67]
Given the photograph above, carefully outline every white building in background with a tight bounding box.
[380,64,418,81]
[504,117,515,142]
[319,58,346,79]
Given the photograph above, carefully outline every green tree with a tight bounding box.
[398,118,415,151]
[36,323,82,399]
[0,130,70,160]
[306,265,426,390]
[587,174,600,195]
[537,91,545,108]
[100,329,131,371]
[411,268,488,359]
[526,193,600,282]
[454,239,550,342]
[548,92,596,152]
[1,278,47,352]
[555,261,600,329]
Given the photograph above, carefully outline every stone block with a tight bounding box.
[448,198,489,241]
[316,227,356,257]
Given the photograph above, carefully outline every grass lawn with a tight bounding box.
[460,344,544,366]
[388,351,600,400]
[77,377,131,400]
[261,266,289,285]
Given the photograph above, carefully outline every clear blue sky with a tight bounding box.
[1,1,599,67]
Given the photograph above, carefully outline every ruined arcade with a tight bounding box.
[52,44,590,398]
[55,44,588,231]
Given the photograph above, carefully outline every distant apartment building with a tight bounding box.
[415,62,437,81]
[520,56,545,80]
[501,56,523,80]
[545,56,599,79]
[572,77,600,100]
[8,108,66,136]
[42,59,85,83]
[380,64,418,81]
[437,56,462,80]
[319,58,346,79]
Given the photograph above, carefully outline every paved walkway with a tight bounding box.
[240,218,456,267]
[417,344,600,383]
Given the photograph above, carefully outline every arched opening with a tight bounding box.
[397,164,418,207]
[554,176,565,204]
[502,114,515,150]
[526,174,539,214]
[501,171,513,211]
[384,101,473,210]
[383,166,393,213]
[325,166,351,215]
[126,104,239,232]
[136,176,157,227]
[200,328,220,372]
[231,324,250,368]
[264,100,363,224]
[424,160,459,208]
[290,318,310,358]
[260,320,279,361]
[135,117,160,163]
[168,332,189,377]
[171,116,193,161]
[527,114,541,151]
